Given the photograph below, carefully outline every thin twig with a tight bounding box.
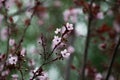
[80,0,94,80]
[105,37,120,80]
[2,0,10,62]
[14,3,36,54]
[30,56,62,80]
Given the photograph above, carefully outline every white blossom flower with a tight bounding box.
[55,28,61,34]
[61,49,70,58]
[9,39,15,46]
[20,48,26,56]
[53,36,61,45]
[66,22,73,30]
[8,55,18,65]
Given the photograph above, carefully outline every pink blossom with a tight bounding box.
[8,55,18,65]
[53,36,61,45]
[61,49,70,58]
[55,28,61,34]
[67,46,75,53]
[66,22,73,30]
[9,38,15,46]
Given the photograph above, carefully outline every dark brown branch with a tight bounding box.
[80,0,94,80]
[30,56,62,80]
[105,37,120,80]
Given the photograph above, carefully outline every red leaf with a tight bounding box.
[108,30,116,39]
[97,24,111,33]
[9,16,13,23]
[71,65,76,70]
[24,19,30,26]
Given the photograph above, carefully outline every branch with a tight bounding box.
[14,2,37,54]
[80,0,94,80]
[2,0,10,62]
[30,56,62,80]
[105,37,120,80]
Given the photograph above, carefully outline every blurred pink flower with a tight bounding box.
[67,46,75,53]
[95,73,103,80]
[1,70,9,76]
[54,0,61,7]
[9,38,15,46]
[0,64,4,72]
[0,28,8,41]
[12,74,19,80]
[96,12,104,20]
[5,0,15,9]
[63,8,82,23]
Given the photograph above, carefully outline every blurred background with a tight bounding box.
[0,0,120,80]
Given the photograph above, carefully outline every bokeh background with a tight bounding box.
[0,0,120,80]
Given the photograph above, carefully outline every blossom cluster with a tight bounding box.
[52,22,74,59]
